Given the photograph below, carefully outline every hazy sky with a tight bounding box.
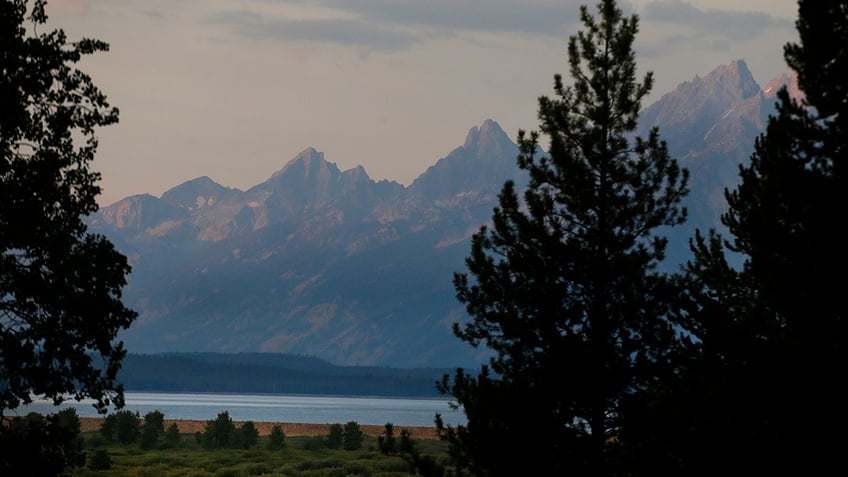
[45,0,799,206]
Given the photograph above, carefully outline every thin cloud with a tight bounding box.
[311,0,584,38]
[639,0,793,56]
[211,10,419,51]
[50,0,90,15]
[210,0,598,50]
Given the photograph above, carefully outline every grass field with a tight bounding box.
[78,418,440,440]
[70,420,449,477]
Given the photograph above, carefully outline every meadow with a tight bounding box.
[70,419,449,477]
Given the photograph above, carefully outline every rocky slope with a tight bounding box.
[91,60,796,367]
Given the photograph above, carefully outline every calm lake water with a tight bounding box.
[20,392,466,427]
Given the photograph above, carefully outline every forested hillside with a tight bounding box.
[118,353,451,397]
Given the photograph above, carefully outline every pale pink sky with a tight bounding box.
[45,0,798,206]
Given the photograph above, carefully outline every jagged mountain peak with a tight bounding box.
[463,118,508,149]
[96,193,187,231]
[458,118,515,163]
[639,59,772,138]
[97,58,779,367]
[341,164,371,182]
[272,147,336,178]
[408,119,520,204]
[167,175,219,190]
[763,71,804,102]
[650,59,762,108]
[702,58,761,100]
[160,175,239,211]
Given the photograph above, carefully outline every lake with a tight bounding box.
[19,392,466,427]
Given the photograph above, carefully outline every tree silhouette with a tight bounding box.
[201,411,237,449]
[343,421,364,451]
[437,1,688,475]
[625,1,848,475]
[1,1,136,473]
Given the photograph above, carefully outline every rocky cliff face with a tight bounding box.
[639,59,799,265]
[92,61,795,367]
[92,119,519,367]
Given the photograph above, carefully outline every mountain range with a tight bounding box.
[89,59,798,368]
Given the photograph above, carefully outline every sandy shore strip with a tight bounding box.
[79,417,439,440]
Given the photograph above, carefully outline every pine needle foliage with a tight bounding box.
[649,1,848,475]
[438,1,688,475]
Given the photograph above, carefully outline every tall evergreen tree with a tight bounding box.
[721,0,847,473]
[437,1,688,475]
[628,2,848,475]
[725,0,847,370]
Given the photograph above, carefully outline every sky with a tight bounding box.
[44,0,799,206]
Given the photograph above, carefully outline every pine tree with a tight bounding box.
[725,0,847,358]
[437,1,688,475]
[634,2,848,475]
[722,0,845,472]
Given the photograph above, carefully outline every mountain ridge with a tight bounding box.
[92,59,795,368]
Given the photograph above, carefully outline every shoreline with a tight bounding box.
[79,417,440,440]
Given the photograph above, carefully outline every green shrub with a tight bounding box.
[139,409,166,449]
[100,409,141,445]
[326,423,343,450]
[236,420,259,449]
[343,421,364,451]
[139,423,159,449]
[267,425,286,450]
[373,458,412,472]
[296,457,345,471]
[99,413,116,442]
[201,411,236,449]
[88,449,112,470]
[302,435,326,451]
[343,460,372,476]
[240,462,272,475]
[163,423,181,449]
[143,410,165,433]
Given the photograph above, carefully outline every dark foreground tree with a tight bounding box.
[0,409,84,476]
[200,411,237,449]
[624,1,848,476]
[343,421,364,451]
[1,1,136,472]
[437,1,688,475]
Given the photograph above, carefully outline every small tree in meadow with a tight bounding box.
[326,423,344,449]
[163,423,181,449]
[143,410,165,433]
[378,423,398,454]
[139,410,165,449]
[201,411,236,449]
[116,410,141,445]
[99,410,140,445]
[267,425,286,450]
[237,421,259,449]
[343,421,364,451]
[139,424,159,450]
[99,414,116,443]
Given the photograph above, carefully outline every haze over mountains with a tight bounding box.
[90,59,797,368]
